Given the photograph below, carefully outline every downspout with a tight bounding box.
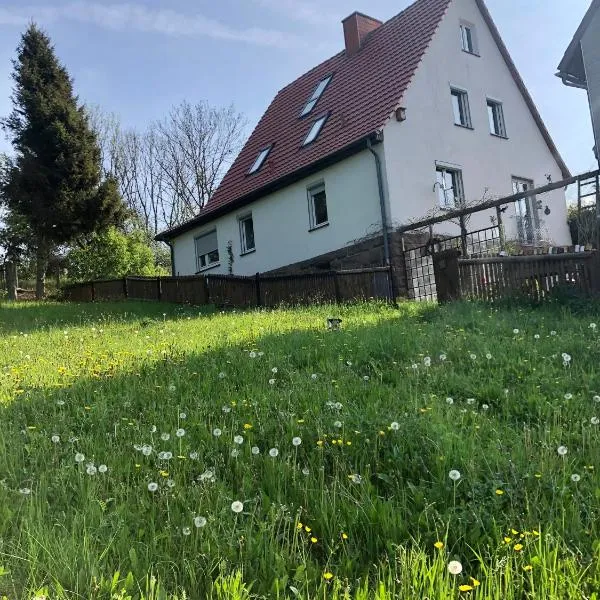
[166,240,175,276]
[366,138,391,267]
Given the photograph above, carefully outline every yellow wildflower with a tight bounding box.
[341,533,348,540]
[316,440,324,447]
[310,537,318,543]
[495,489,504,495]
[523,565,533,572]
[305,526,311,533]
[504,537,512,544]
[297,522,303,530]
[323,572,334,580]
[459,585,473,592]
[514,544,523,551]
[434,541,444,549]
[243,423,253,430]
[470,578,480,587]
[511,529,519,535]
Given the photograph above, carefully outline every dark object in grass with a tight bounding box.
[327,318,342,330]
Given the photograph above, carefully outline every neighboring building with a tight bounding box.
[157,0,572,280]
[557,0,600,163]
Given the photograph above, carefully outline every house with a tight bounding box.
[557,0,600,163]
[156,0,572,285]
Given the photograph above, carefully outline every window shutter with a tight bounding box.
[195,231,218,257]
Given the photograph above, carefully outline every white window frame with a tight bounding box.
[248,145,272,175]
[487,99,507,138]
[239,213,255,254]
[450,87,472,128]
[303,114,328,146]
[435,165,465,210]
[300,75,332,117]
[460,21,478,55]
[194,229,220,272]
[307,182,328,230]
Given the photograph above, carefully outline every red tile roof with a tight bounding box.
[157,0,569,241]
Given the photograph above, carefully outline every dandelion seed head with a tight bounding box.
[564,393,573,400]
[75,453,85,463]
[166,479,175,488]
[311,373,318,380]
[176,428,186,438]
[233,435,244,445]
[147,482,159,493]
[231,448,240,458]
[160,433,170,441]
[302,466,310,476]
[469,353,476,360]
[449,469,461,481]
[213,428,222,437]
[194,516,207,528]
[557,445,568,456]
[51,435,60,443]
[268,378,276,385]
[231,500,244,513]
[251,446,260,455]
[571,473,581,482]
[423,357,431,367]
[19,487,31,495]
[349,473,362,484]
[486,353,492,360]
[390,421,400,430]
[439,353,447,361]
[513,329,519,335]
[446,397,454,405]
[448,560,463,575]
[269,448,279,458]
[141,445,152,456]
[249,351,257,359]
[271,367,278,374]
[179,412,187,420]
[292,437,302,446]
[591,417,599,425]
[334,420,342,429]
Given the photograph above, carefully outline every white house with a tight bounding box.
[156,0,572,279]
[557,0,600,163]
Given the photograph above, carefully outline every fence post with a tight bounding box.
[496,206,506,251]
[255,273,261,307]
[332,270,341,303]
[157,277,162,301]
[91,281,95,302]
[123,277,129,299]
[202,276,210,305]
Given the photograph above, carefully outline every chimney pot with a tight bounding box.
[342,12,382,57]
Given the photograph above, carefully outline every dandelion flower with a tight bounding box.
[302,466,310,476]
[222,405,231,413]
[513,329,519,335]
[268,378,276,385]
[423,357,431,367]
[440,353,447,361]
[75,453,85,463]
[231,500,244,513]
[469,353,477,360]
[19,488,31,495]
[231,448,240,458]
[218,372,226,379]
[213,428,222,437]
[434,541,444,549]
[446,397,454,405]
[390,421,400,430]
[334,420,342,429]
[514,543,523,551]
[590,323,597,330]
[459,585,473,592]
[98,464,108,473]
[448,560,463,575]
[564,393,573,400]
[141,445,152,456]
[523,565,533,572]
[310,537,318,543]
[550,330,557,336]
[557,445,568,456]
[251,446,260,455]
[348,473,362,484]
[176,428,186,438]
[466,398,475,405]
[269,448,279,458]
[292,437,302,446]
[311,373,318,380]
[591,417,599,425]
[194,516,207,528]
[51,435,60,443]
[571,473,581,482]
[495,489,504,495]
[160,433,170,441]
[486,353,492,360]
[147,482,158,492]
[323,572,334,581]
[233,435,244,445]
[449,469,461,481]
[249,351,257,359]
[179,412,187,419]
[189,451,199,460]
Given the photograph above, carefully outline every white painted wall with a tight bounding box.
[171,150,383,276]
[382,0,572,246]
[581,8,600,159]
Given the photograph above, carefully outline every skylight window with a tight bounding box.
[303,115,328,146]
[248,146,272,175]
[300,75,332,117]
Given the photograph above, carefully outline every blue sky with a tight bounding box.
[0,0,595,175]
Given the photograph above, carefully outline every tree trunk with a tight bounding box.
[6,261,18,301]
[35,239,48,300]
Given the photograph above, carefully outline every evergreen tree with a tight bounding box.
[2,24,126,298]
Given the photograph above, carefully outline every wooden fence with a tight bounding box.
[62,267,393,308]
[458,252,598,302]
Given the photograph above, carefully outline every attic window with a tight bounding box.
[300,75,332,117]
[248,146,272,174]
[303,115,328,146]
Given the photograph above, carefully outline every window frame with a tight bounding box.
[487,99,507,138]
[300,74,333,118]
[247,145,273,175]
[450,87,472,128]
[302,113,329,147]
[460,21,478,55]
[194,229,220,273]
[238,213,256,255]
[435,164,465,211]
[307,182,329,230]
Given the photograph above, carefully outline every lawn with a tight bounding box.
[0,298,599,599]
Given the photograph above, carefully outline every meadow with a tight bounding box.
[0,298,599,599]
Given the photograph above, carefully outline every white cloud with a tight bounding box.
[253,0,339,26]
[0,2,309,49]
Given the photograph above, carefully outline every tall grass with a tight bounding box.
[0,299,599,598]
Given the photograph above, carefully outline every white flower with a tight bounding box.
[311,373,318,380]
[551,330,557,336]
[363,375,370,381]
[213,428,222,437]
[86,464,97,476]
[233,435,244,445]
[19,487,31,495]
[411,363,418,370]
[590,323,597,330]
[302,467,310,476]
[194,516,207,528]
[189,451,199,460]
[469,353,476,360]
[176,428,186,438]
[390,422,400,431]
[222,406,231,414]
[179,412,187,420]
[557,445,568,456]
[334,402,343,410]
[182,526,191,536]
[166,479,175,488]
[571,473,581,482]
[271,367,278,374]
[148,482,159,492]
[251,446,260,455]
[562,353,571,365]
[51,435,60,444]
[486,353,492,360]
[439,353,447,361]
[594,395,600,403]
[151,425,157,433]
[466,398,475,405]
[346,361,353,367]
[449,469,461,481]
[231,448,240,458]
[564,393,573,400]
[160,433,170,441]
[534,334,540,340]
[56,400,65,406]
[292,437,302,446]
[231,500,244,513]
[75,453,85,463]
[98,464,108,473]
[249,351,257,359]
[446,397,454,405]
[268,378,276,385]
[218,372,226,379]
[591,417,599,425]
[349,473,362,484]
[334,420,342,429]
[448,560,463,575]
[482,404,489,411]
[423,357,431,367]
[142,445,152,456]
[269,448,279,458]
[168,384,176,393]
[513,329,519,335]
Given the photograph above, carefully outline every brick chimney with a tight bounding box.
[342,11,382,56]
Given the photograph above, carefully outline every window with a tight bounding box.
[300,75,332,117]
[195,230,219,271]
[308,183,328,229]
[487,100,506,137]
[451,88,472,128]
[436,166,464,210]
[303,115,328,146]
[513,177,539,244]
[239,214,255,253]
[460,22,477,54]
[248,145,272,175]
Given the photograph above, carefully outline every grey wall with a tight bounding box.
[581,8,600,161]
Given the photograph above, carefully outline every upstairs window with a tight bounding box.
[300,75,332,117]
[248,145,272,175]
[195,230,219,272]
[308,183,328,229]
[303,115,328,146]
[239,214,255,254]
[436,166,464,210]
[487,99,507,137]
[460,22,477,55]
[451,88,472,128]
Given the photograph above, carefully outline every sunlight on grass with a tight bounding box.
[0,299,599,598]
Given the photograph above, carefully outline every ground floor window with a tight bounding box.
[195,230,219,271]
[436,166,464,210]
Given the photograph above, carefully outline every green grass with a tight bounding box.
[1,298,600,599]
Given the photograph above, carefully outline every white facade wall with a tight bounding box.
[171,150,383,276]
[382,0,572,245]
[581,8,600,158]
